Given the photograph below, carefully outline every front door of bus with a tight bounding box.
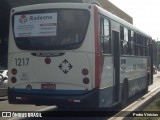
[112,30,120,103]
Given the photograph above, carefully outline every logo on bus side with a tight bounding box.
[59,59,73,74]
[19,15,28,24]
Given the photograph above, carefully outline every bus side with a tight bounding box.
[7,3,153,110]
[97,6,152,108]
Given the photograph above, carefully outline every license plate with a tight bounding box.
[41,84,56,90]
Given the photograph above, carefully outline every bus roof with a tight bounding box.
[96,5,152,38]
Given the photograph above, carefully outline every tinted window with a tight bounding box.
[13,9,90,50]
[100,17,111,54]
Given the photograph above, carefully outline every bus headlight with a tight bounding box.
[45,57,51,64]
[82,68,89,75]
[11,77,17,83]
[26,85,32,91]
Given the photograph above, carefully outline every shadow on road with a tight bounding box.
[0,96,8,101]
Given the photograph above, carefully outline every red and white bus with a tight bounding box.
[8,2,153,109]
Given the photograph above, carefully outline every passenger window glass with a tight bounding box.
[120,26,124,54]
[100,17,111,54]
[123,41,128,55]
[13,9,90,50]
[121,27,129,55]
[124,28,128,55]
[120,26,124,40]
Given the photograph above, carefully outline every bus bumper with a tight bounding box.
[8,87,99,109]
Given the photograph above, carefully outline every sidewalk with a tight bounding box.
[153,71,160,78]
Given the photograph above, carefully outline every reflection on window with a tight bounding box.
[100,17,111,54]
[124,28,128,42]
[120,26,129,55]
[120,26,124,40]
[131,41,135,55]
[137,34,141,56]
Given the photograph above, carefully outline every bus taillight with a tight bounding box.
[16,96,27,100]
[83,77,90,84]
[45,57,51,64]
[147,65,150,73]
[26,85,32,91]
[82,68,89,75]
[12,68,17,75]
[11,77,17,83]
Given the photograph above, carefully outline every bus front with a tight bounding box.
[8,3,99,109]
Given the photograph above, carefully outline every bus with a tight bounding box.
[8,2,153,110]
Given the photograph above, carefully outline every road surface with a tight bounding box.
[0,72,160,120]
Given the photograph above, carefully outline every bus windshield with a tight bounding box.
[13,9,90,50]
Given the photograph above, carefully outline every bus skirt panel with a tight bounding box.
[8,87,99,109]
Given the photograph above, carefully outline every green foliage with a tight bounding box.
[133,98,160,120]
[157,41,160,67]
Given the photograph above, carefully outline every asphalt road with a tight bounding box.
[0,72,160,120]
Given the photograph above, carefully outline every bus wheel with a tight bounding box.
[35,104,40,106]
[142,75,149,94]
[120,82,128,108]
[143,85,148,95]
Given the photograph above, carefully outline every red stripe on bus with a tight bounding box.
[94,6,104,88]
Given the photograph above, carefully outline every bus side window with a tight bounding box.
[131,31,135,55]
[137,34,141,56]
[134,33,138,55]
[120,26,124,54]
[140,35,144,56]
[100,17,111,54]
[146,38,149,56]
[120,26,129,55]
[141,36,145,56]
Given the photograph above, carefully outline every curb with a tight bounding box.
[109,86,160,120]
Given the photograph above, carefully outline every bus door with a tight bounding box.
[112,30,120,103]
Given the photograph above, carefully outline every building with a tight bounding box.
[85,0,133,24]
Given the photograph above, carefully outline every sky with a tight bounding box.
[108,0,160,41]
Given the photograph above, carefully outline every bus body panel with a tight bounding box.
[120,56,148,97]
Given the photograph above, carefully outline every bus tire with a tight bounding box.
[35,104,40,106]
[142,74,149,94]
[120,81,128,108]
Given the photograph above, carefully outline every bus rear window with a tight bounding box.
[13,9,90,50]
